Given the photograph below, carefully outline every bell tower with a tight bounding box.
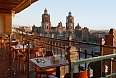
[66,12,74,33]
[41,8,51,33]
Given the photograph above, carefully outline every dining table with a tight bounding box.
[11,44,45,64]
[11,44,45,55]
[30,55,69,78]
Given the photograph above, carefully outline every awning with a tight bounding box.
[0,0,38,14]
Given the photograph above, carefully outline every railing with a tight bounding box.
[11,31,116,78]
[70,54,116,78]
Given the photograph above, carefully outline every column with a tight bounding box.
[0,14,12,34]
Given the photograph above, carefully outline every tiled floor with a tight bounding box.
[0,49,36,78]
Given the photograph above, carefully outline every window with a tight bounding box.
[47,26,48,29]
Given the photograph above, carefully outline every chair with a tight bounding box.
[12,38,16,41]
[5,40,19,63]
[16,41,26,71]
[0,37,5,59]
[19,41,26,45]
[17,47,31,74]
[36,41,43,46]
[0,37,5,49]
[3,37,8,50]
[30,48,35,58]
[64,70,88,78]
[21,53,27,75]
[35,51,56,78]
[11,41,18,46]
[34,47,43,58]
[16,49,25,71]
[45,51,53,57]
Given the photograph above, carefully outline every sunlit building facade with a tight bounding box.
[32,9,90,41]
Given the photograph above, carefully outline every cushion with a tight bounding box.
[36,67,56,74]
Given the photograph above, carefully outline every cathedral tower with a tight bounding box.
[41,8,51,33]
[66,12,74,33]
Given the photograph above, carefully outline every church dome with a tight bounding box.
[58,22,62,27]
[68,12,72,16]
[44,8,48,14]
[75,23,82,30]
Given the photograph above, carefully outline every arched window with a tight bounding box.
[47,26,48,29]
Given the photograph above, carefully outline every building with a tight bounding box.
[75,23,82,41]
[0,1,115,78]
[90,30,109,42]
[18,26,32,33]
[32,8,90,41]
[82,27,90,41]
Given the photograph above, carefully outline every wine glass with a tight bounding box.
[17,40,21,48]
[41,48,46,63]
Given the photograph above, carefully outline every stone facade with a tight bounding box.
[82,27,90,41]
[32,8,90,41]
[102,29,116,77]
[75,23,82,41]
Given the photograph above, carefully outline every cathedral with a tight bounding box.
[32,8,90,41]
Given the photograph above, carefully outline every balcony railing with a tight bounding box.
[9,30,116,78]
[70,54,116,78]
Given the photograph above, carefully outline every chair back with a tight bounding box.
[36,41,43,46]
[12,38,16,41]
[11,41,18,46]
[34,47,43,57]
[34,47,43,52]
[45,51,53,57]
[64,70,88,78]
[20,41,26,45]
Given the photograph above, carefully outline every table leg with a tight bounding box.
[56,67,60,78]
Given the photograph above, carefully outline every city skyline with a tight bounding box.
[13,0,116,30]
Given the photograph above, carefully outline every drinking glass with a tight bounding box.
[17,40,21,48]
[41,48,46,63]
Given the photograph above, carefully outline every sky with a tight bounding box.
[13,0,116,30]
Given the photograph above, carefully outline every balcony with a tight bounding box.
[0,29,116,78]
